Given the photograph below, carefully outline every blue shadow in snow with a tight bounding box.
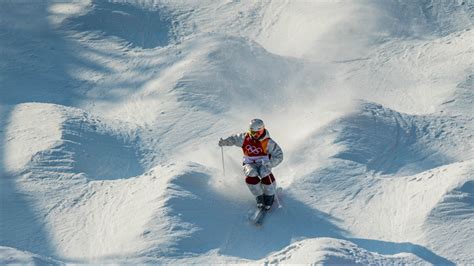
[32,115,145,181]
[332,102,452,175]
[64,0,174,49]
[0,2,109,106]
[219,194,346,259]
[454,180,474,207]
[348,238,455,265]
[151,167,456,263]
[0,107,57,259]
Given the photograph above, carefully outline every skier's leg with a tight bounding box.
[259,165,276,196]
[243,164,264,208]
[261,173,276,209]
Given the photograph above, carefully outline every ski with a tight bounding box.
[248,187,282,226]
[250,208,267,226]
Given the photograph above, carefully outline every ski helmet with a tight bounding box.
[249,119,265,131]
[249,119,265,137]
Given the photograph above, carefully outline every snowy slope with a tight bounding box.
[0,246,61,265]
[1,0,473,264]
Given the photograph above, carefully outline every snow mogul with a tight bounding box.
[218,118,283,210]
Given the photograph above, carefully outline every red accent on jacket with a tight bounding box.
[242,132,269,157]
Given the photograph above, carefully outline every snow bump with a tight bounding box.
[4,103,143,180]
[64,1,175,49]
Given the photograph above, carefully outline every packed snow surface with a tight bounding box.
[1,0,473,264]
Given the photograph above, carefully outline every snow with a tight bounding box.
[1,0,473,264]
[0,246,61,265]
[263,237,427,264]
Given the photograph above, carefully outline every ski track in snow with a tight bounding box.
[1,0,473,264]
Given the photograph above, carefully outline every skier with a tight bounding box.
[218,118,283,210]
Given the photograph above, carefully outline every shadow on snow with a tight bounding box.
[0,106,57,258]
[151,169,453,263]
[64,0,174,49]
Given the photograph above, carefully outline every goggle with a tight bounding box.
[250,128,264,137]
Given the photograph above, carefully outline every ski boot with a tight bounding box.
[263,195,274,210]
[256,195,265,209]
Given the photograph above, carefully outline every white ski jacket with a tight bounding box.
[220,130,283,168]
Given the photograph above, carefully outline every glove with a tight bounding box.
[218,138,231,147]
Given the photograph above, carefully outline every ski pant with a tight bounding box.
[243,163,276,197]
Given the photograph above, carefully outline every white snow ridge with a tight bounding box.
[1,0,473,264]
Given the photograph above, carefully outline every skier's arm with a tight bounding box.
[219,133,246,147]
[268,139,283,168]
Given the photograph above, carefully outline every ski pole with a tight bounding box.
[221,145,226,176]
[268,174,282,208]
[262,160,282,208]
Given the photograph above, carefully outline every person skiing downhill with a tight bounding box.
[218,119,283,210]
